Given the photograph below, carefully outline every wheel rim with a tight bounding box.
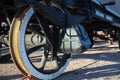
[10,7,71,79]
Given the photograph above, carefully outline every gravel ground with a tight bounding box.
[1,40,120,80]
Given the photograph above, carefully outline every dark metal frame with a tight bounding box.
[25,0,95,59]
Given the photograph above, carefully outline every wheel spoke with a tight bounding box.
[27,45,44,56]
[39,49,49,70]
[54,54,62,62]
[54,54,71,69]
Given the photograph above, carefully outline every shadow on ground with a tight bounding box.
[55,63,120,80]
[0,74,23,80]
[55,48,120,80]
[73,51,120,63]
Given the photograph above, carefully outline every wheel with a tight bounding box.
[0,43,11,62]
[10,7,71,79]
